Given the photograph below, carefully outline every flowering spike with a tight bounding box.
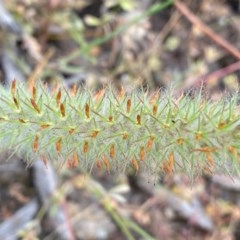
[1,81,240,179]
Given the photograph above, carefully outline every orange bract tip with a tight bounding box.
[28,78,35,94]
[71,84,77,97]
[140,146,145,161]
[83,141,88,154]
[56,138,62,154]
[192,147,217,153]
[195,133,202,140]
[19,118,26,123]
[103,156,110,173]
[73,151,78,167]
[33,135,39,152]
[152,105,158,116]
[56,89,61,106]
[108,115,113,122]
[51,82,59,95]
[137,114,141,125]
[85,103,90,119]
[30,98,40,113]
[206,153,214,167]
[60,103,65,117]
[131,158,139,175]
[68,151,78,168]
[118,86,125,100]
[94,88,105,103]
[67,160,73,169]
[122,132,128,140]
[110,144,115,158]
[147,136,154,151]
[13,97,19,109]
[149,91,159,105]
[217,121,226,129]
[40,123,51,129]
[43,81,48,90]
[69,128,75,135]
[90,130,99,138]
[161,152,174,174]
[32,86,36,101]
[203,153,214,175]
[11,79,16,97]
[203,166,213,175]
[200,99,206,109]
[96,160,102,171]
[176,138,184,145]
[41,155,48,169]
[228,146,238,158]
[126,99,131,113]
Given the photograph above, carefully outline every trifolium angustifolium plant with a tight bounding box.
[0,80,240,179]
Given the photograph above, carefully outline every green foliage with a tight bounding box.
[1,81,240,179]
[60,0,174,69]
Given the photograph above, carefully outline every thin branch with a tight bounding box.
[174,0,240,60]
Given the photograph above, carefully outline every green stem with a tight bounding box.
[125,218,156,240]
[103,198,135,240]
